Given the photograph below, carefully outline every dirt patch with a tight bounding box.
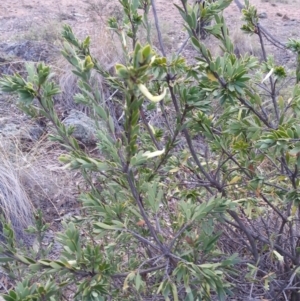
[1,1,300,57]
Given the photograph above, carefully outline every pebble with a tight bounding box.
[258,12,268,19]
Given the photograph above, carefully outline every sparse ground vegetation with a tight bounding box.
[0,0,300,300]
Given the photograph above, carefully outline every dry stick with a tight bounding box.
[138,255,164,271]
[255,232,296,262]
[249,267,258,299]
[260,194,287,222]
[222,222,252,252]
[225,214,296,262]
[152,102,188,175]
[183,126,220,190]
[275,219,288,247]
[259,25,287,49]
[233,0,244,10]
[273,267,300,300]
[150,0,166,57]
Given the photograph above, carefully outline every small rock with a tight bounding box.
[282,14,290,21]
[73,13,86,17]
[0,52,24,75]
[258,12,267,19]
[63,109,106,145]
[0,40,58,63]
[276,12,283,17]
[59,12,76,21]
[0,117,44,142]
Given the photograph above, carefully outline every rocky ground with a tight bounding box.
[0,0,300,297]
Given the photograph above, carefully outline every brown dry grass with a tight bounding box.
[0,141,34,241]
[0,95,81,232]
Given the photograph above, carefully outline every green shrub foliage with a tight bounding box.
[1,0,300,300]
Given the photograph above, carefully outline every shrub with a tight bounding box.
[0,0,300,300]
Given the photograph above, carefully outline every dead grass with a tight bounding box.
[231,29,262,58]
[0,142,34,241]
[18,136,80,224]
[146,21,175,53]
[84,0,123,23]
[0,95,81,232]
[16,19,63,44]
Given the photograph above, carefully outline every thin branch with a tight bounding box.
[126,230,161,251]
[159,100,174,135]
[259,25,287,50]
[257,24,279,123]
[234,0,287,50]
[237,95,273,128]
[127,171,166,252]
[227,210,259,261]
[176,36,190,56]
[260,194,287,222]
[150,0,166,57]
[140,108,161,149]
[168,223,192,251]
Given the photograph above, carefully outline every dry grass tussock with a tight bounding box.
[230,28,262,58]
[0,142,34,241]
[12,142,78,213]
[11,135,81,226]
[15,18,62,45]
[0,105,81,238]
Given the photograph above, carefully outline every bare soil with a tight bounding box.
[1,0,300,53]
[0,0,300,296]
